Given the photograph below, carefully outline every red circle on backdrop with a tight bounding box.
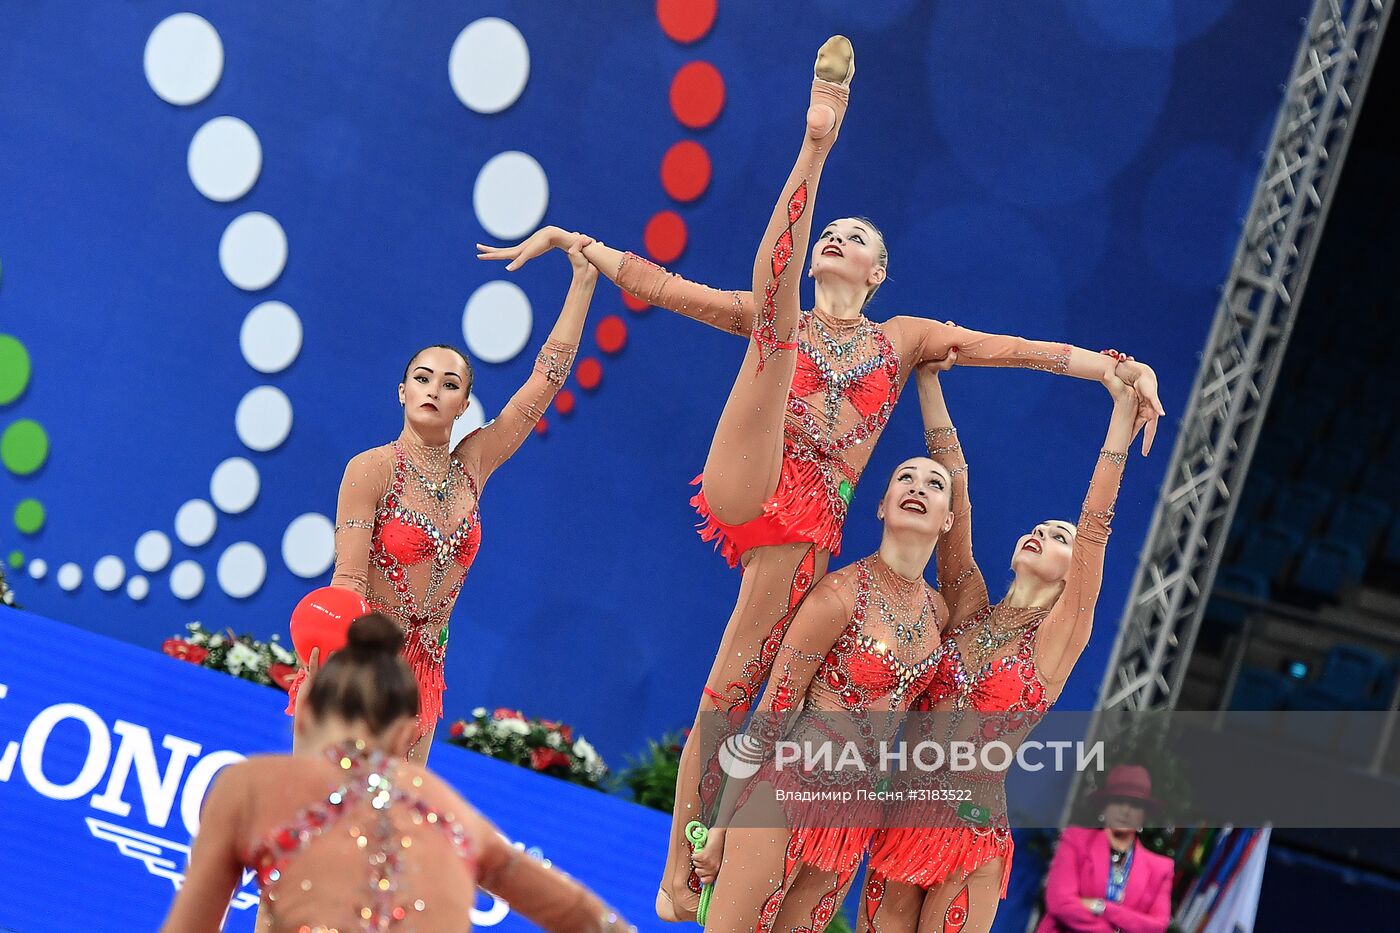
[622,291,650,312]
[534,418,549,435]
[554,389,576,416]
[577,358,603,391]
[661,140,712,202]
[669,61,725,129]
[645,210,688,263]
[596,315,628,354]
[657,0,717,43]
[289,586,369,664]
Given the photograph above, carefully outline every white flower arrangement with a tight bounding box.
[446,707,609,789]
[162,622,299,691]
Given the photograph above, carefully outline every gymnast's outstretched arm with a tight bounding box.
[479,225,755,337]
[1034,371,1135,689]
[914,359,989,625]
[453,251,597,487]
[887,316,1164,455]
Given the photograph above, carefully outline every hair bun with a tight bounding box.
[345,613,404,656]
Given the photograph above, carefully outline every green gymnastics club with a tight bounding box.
[685,820,714,925]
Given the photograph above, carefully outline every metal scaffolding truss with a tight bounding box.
[1097,0,1392,713]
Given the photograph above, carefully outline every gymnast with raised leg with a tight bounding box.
[856,357,1140,933]
[479,37,1164,923]
[285,249,598,765]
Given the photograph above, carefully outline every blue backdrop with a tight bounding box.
[0,0,1309,774]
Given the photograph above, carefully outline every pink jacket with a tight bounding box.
[1034,827,1173,933]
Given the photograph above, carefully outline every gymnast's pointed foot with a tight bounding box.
[655,884,698,924]
[814,34,855,85]
[809,36,853,142]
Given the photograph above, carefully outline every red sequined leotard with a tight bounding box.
[167,742,623,932]
[286,340,576,734]
[866,435,1126,900]
[249,743,479,930]
[614,254,1076,567]
[728,555,946,931]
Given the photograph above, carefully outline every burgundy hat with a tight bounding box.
[1088,764,1161,811]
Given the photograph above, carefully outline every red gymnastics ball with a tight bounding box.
[290,586,369,664]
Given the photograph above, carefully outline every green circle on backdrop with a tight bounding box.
[1,419,49,475]
[0,336,29,405]
[14,498,44,535]
[7,550,21,569]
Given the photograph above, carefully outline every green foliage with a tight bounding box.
[823,908,855,933]
[0,564,18,609]
[611,730,685,812]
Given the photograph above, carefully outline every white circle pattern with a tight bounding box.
[219,212,288,291]
[449,18,530,114]
[144,13,224,106]
[188,116,262,202]
[211,457,260,514]
[217,542,266,599]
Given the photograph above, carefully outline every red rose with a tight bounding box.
[560,724,574,743]
[162,638,208,665]
[493,707,524,721]
[268,663,297,691]
[449,721,466,738]
[540,718,560,731]
[529,747,571,772]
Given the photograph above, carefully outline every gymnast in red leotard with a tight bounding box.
[286,249,598,765]
[479,37,1164,922]
[856,358,1140,933]
[687,452,954,933]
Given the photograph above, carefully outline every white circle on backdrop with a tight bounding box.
[281,513,336,578]
[127,575,150,601]
[144,13,224,106]
[188,116,262,202]
[450,392,488,448]
[219,212,288,291]
[463,281,533,362]
[170,560,205,600]
[449,17,530,114]
[473,151,548,240]
[28,558,48,580]
[135,530,173,572]
[217,542,265,599]
[175,499,218,547]
[93,556,126,592]
[235,386,293,451]
[57,563,82,592]
[240,301,302,373]
[210,457,260,514]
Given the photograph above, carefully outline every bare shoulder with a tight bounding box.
[807,566,859,614]
[395,762,476,817]
[340,444,395,485]
[229,753,310,787]
[347,442,394,469]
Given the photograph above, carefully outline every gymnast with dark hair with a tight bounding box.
[163,613,629,932]
[285,248,598,764]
